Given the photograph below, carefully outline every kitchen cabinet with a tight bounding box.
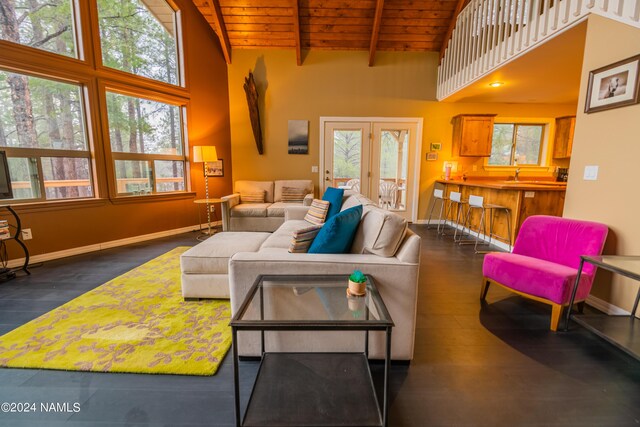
[553,116,575,159]
[451,114,497,157]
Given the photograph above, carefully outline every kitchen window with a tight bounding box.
[488,123,545,166]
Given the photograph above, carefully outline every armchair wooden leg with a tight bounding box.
[480,278,491,301]
[550,304,563,331]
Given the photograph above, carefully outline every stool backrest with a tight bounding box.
[450,191,462,203]
[434,189,444,199]
[469,195,484,207]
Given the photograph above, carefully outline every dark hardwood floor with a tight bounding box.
[0,226,639,426]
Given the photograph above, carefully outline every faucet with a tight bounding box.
[514,168,521,181]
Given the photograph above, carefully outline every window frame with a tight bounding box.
[484,118,553,171]
[0,65,99,203]
[98,80,190,199]
[0,0,193,209]
[89,0,186,90]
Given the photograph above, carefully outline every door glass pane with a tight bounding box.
[379,130,408,211]
[514,125,543,165]
[154,160,184,192]
[332,130,361,191]
[106,92,182,155]
[7,157,40,199]
[42,157,92,199]
[97,0,179,85]
[0,70,88,150]
[0,0,77,58]
[488,124,515,165]
[114,160,151,195]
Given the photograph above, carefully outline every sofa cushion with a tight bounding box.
[281,187,307,203]
[341,193,376,211]
[235,181,274,203]
[240,190,265,204]
[483,252,594,304]
[261,220,311,249]
[309,205,362,254]
[322,187,344,220]
[180,232,271,274]
[304,199,330,225]
[267,202,300,217]
[288,224,323,253]
[351,206,408,257]
[230,203,271,217]
[274,180,313,202]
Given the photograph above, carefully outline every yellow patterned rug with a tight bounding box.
[0,247,232,376]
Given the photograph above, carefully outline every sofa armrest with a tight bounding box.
[220,193,240,231]
[285,205,311,221]
[303,193,314,206]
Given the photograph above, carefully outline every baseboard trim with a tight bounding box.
[586,294,631,316]
[7,221,222,269]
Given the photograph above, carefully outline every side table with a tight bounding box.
[194,198,222,241]
[565,255,640,360]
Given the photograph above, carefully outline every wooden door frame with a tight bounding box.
[320,116,423,223]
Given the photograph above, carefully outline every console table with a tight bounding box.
[565,255,640,360]
[230,274,394,427]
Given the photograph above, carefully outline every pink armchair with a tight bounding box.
[481,215,608,331]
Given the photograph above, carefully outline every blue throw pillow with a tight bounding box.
[322,187,344,220]
[308,205,362,254]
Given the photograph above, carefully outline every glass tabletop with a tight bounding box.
[231,275,394,328]
[582,256,640,281]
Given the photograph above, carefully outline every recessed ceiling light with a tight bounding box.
[489,81,504,87]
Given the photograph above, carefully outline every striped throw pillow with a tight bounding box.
[304,199,330,225]
[288,224,324,253]
[281,186,307,202]
[240,190,265,203]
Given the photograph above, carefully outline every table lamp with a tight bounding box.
[193,146,218,236]
[443,161,458,180]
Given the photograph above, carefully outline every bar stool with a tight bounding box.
[460,194,512,253]
[426,189,448,234]
[445,191,468,242]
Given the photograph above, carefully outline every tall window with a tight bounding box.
[0,0,78,58]
[488,124,544,166]
[0,70,93,200]
[97,0,180,85]
[105,91,185,195]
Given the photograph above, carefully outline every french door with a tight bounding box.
[322,119,420,222]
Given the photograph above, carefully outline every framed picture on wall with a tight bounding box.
[205,159,223,177]
[288,120,309,154]
[585,54,640,113]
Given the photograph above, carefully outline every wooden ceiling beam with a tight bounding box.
[207,0,232,64]
[439,0,466,62]
[368,0,384,66]
[292,0,302,65]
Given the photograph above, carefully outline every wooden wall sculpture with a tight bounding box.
[243,72,263,154]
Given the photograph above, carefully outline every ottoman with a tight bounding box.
[180,232,271,299]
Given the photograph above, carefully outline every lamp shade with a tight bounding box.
[192,146,218,163]
[442,161,459,173]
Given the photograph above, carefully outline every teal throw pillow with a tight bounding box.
[322,187,344,220]
[308,205,362,254]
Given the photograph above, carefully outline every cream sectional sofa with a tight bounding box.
[228,192,421,361]
[220,180,314,232]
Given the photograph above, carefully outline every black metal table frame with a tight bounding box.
[564,255,640,331]
[230,274,394,427]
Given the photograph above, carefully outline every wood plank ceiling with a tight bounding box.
[191,0,461,66]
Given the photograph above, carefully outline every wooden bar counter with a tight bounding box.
[435,179,567,247]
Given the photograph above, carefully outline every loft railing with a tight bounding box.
[437,0,640,100]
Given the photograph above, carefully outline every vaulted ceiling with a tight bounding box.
[191,0,463,65]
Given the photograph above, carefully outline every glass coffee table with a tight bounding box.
[230,274,394,427]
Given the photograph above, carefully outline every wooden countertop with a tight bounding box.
[436,179,567,191]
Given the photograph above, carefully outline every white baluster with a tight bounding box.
[542,0,551,37]
[517,0,526,51]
